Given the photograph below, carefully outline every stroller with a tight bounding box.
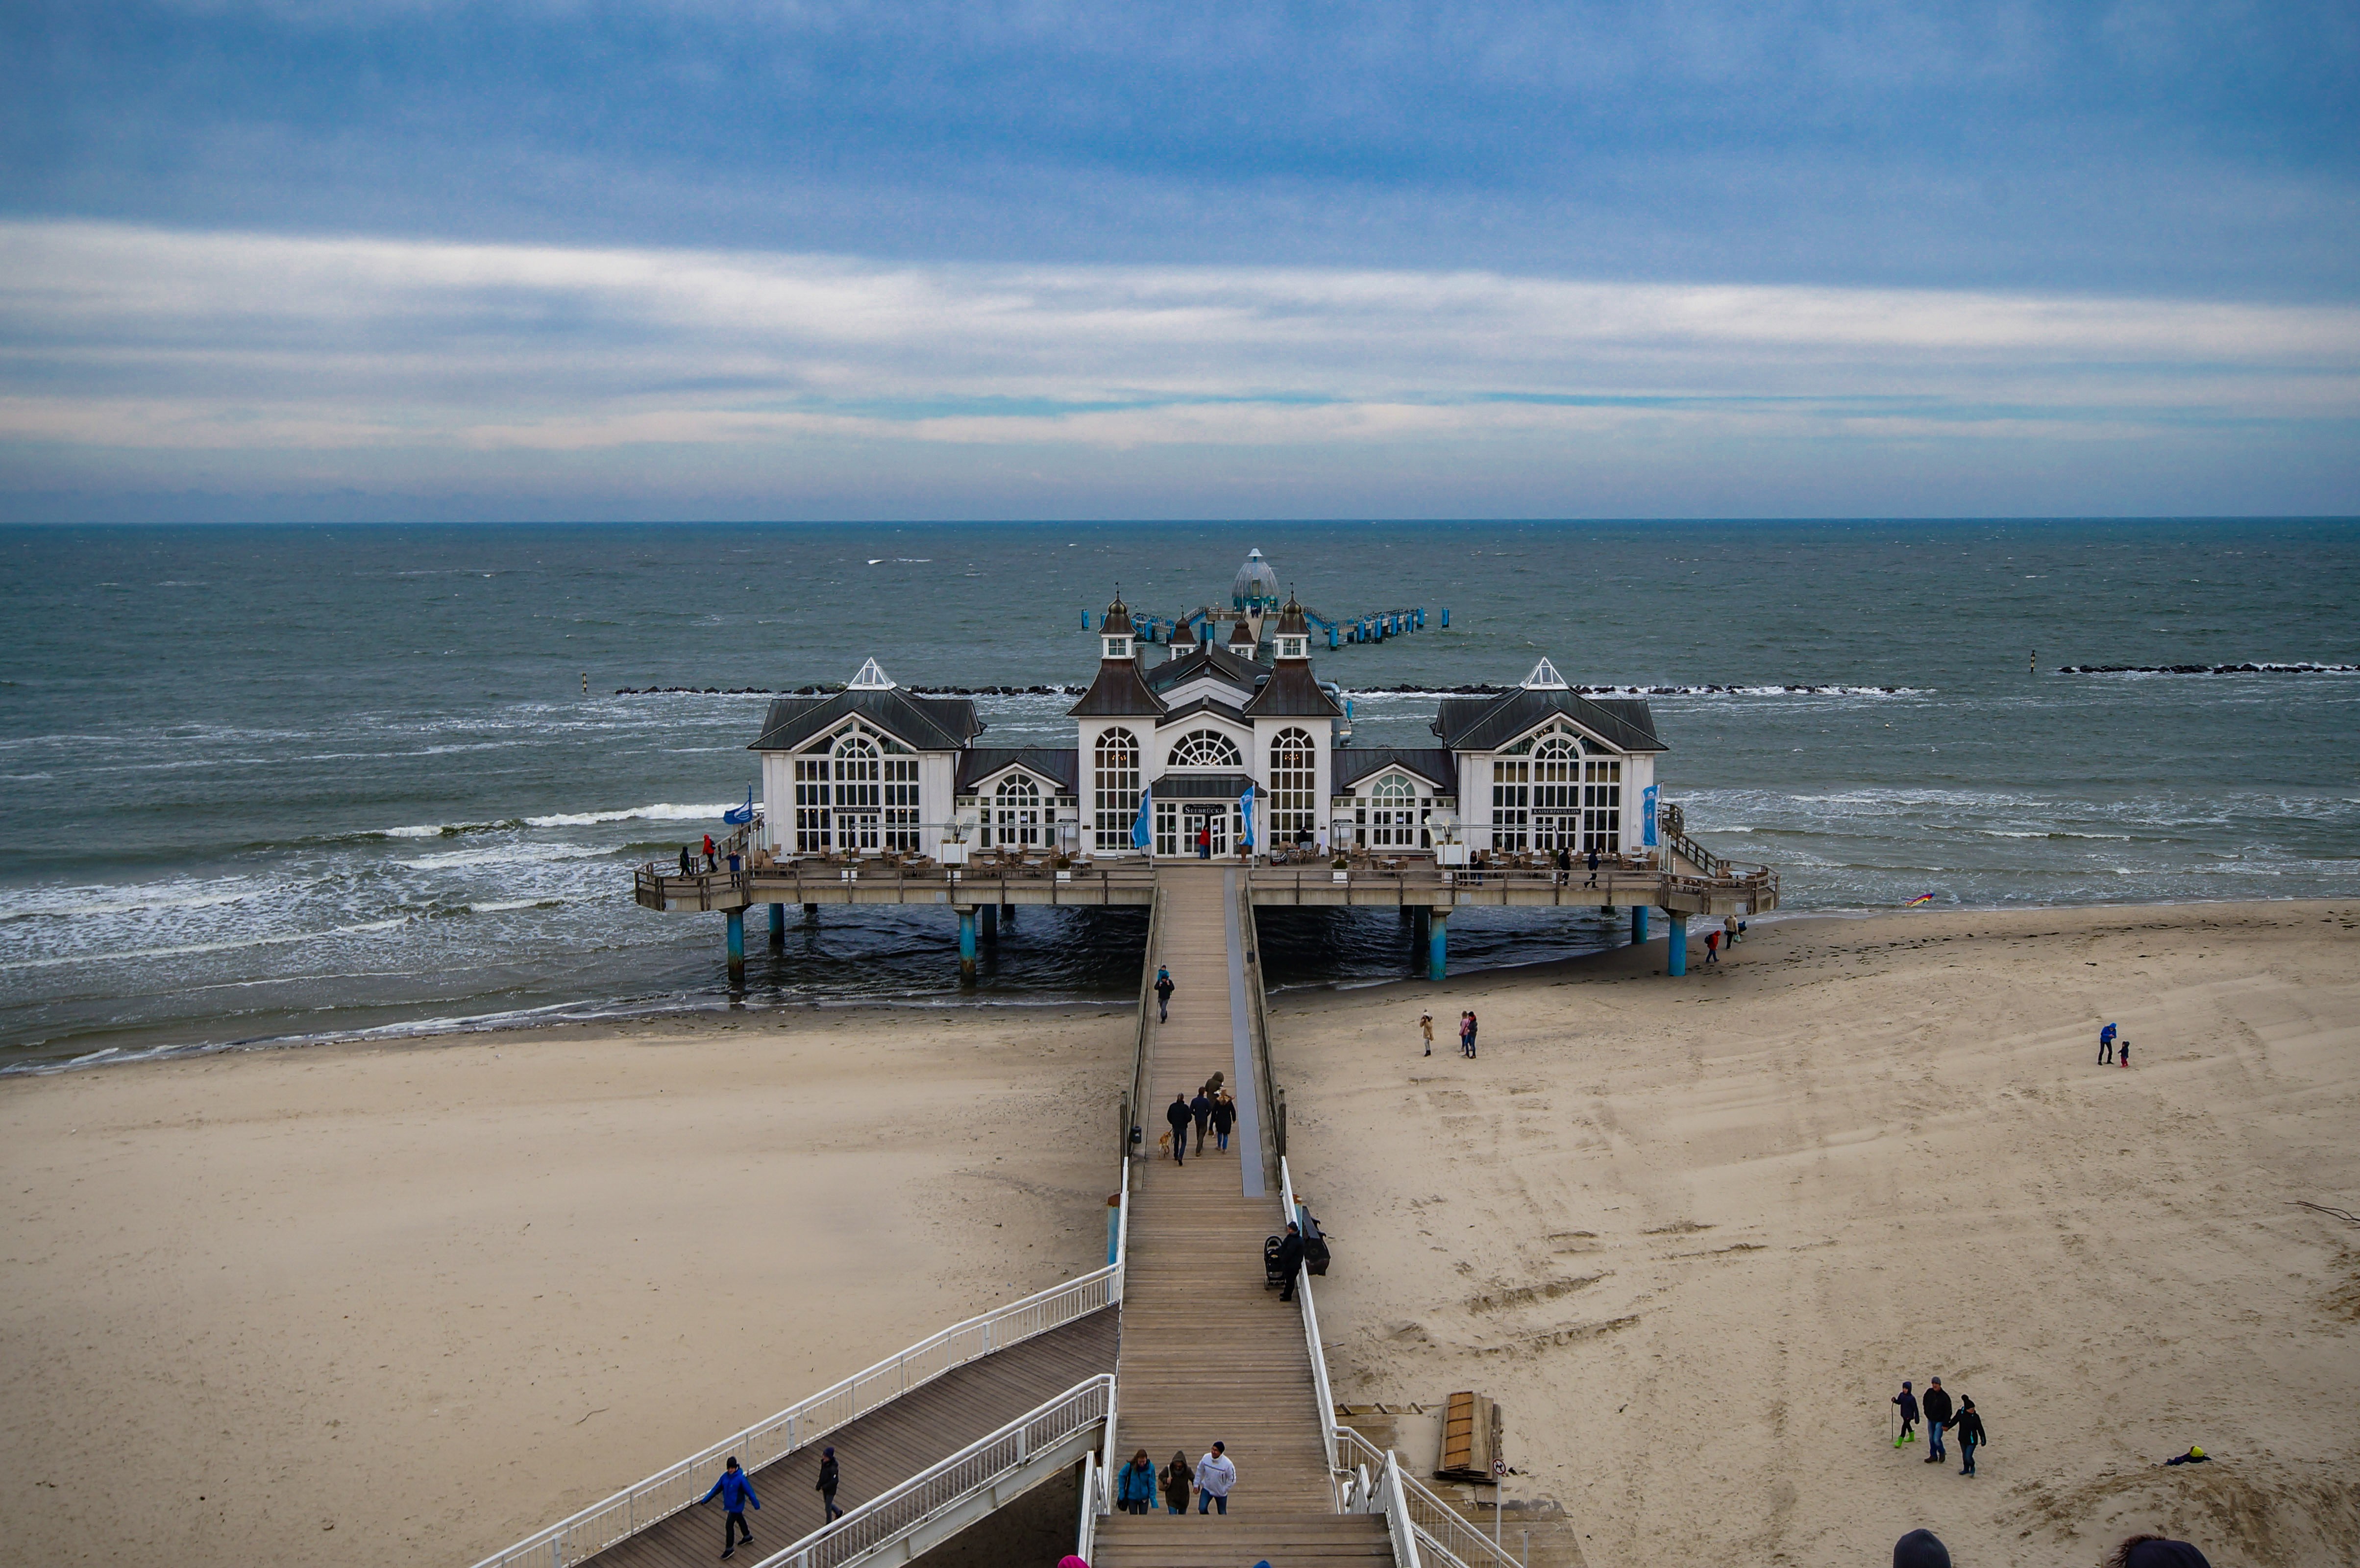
[1264,1205,1333,1290]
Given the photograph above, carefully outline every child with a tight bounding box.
[1893,1380,1919,1446]
[2118,1036,2131,1069]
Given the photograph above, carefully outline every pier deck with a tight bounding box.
[575,1309,1117,1568]
[1091,864,1387,1568]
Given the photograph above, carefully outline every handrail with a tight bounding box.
[1124,886,1165,1160]
[468,1267,1121,1568]
[1380,1450,1426,1568]
[1074,1453,1100,1563]
[1096,1161,1130,1494]
[1236,874,1284,1162]
[1336,1429,1525,1568]
[749,1375,1116,1568]
[1277,1157,1340,1489]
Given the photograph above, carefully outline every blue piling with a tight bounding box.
[725,908,745,986]
[980,904,999,943]
[1427,908,1449,981]
[958,906,978,983]
[1329,626,1339,649]
[1632,905,1649,945]
[1441,607,1450,628]
[1666,912,1687,976]
[1082,610,1091,629]
[769,901,787,951]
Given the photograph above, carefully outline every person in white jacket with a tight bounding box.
[1194,1442,1236,1515]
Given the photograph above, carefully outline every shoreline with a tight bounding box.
[10,891,2353,1079]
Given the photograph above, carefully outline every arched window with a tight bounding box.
[987,773,1043,850]
[1368,772,1420,847]
[1582,755,1622,853]
[1168,729,1244,770]
[832,732,883,851]
[795,725,908,853]
[1270,727,1316,846]
[1094,729,1141,851]
[1532,734,1579,851]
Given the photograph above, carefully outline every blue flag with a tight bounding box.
[1239,785,1255,850]
[722,785,755,826]
[1131,785,1153,851]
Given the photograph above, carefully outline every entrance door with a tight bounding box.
[1181,806,1229,856]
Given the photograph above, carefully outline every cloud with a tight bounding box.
[0,220,2354,516]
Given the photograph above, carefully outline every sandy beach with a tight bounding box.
[1279,899,2360,1567]
[4,899,2357,1568]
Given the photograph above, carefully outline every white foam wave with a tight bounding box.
[524,802,734,827]
[0,917,412,972]
[402,843,613,871]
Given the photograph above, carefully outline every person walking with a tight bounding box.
[1892,1380,1918,1447]
[1951,1397,1986,1476]
[1211,1089,1236,1153]
[1554,844,1572,886]
[1704,928,1721,964]
[1166,1093,1193,1165]
[1197,826,1211,860]
[816,1446,842,1522]
[1724,914,1742,947]
[1161,1450,1192,1515]
[679,844,693,877]
[1274,1222,1305,1303]
[698,1457,761,1559]
[1420,1012,1434,1056]
[2099,1022,2116,1064]
[1155,965,1175,1023]
[704,833,717,872]
[1190,1088,1213,1155]
[1920,1379,1952,1464]
[1585,846,1601,888]
[1116,1449,1156,1515]
[1194,1442,1236,1515]
[1465,1009,1479,1059]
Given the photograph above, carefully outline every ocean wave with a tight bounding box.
[380,818,525,838]
[0,879,270,921]
[2058,662,2359,676]
[402,843,614,871]
[0,916,413,972]
[523,802,735,827]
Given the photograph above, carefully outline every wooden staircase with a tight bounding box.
[1092,865,1389,1568]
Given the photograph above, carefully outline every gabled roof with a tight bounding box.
[750,687,983,753]
[957,747,1080,794]
[1243,661,1343,718]
[1334,748,1458,792]
[1156,692,1254,729]
[1146,642,1261,695]
[1068,656,1168,718]
[1431,688,1667,753]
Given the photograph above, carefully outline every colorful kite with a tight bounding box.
[1907,892,1936,906]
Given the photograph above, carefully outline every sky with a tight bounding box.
[2,0,2356,520]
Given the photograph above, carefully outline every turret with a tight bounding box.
[1227,615,1259,658]
[1273,591,1311,663]
[1099,593,1136,663]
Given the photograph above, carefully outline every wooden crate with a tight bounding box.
[1436,1390,1502,1483]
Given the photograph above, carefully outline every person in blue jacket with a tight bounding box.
[700,1456,761,1559]
[1116,1448,1157,1514]
[2099,1022,2117,1064]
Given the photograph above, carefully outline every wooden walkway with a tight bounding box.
[1093,865,1388,1568]
[580,1308,1118,1568]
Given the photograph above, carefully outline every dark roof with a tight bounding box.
[1430,689,1666,753]
[1274,592,1309,639]
[1068,656,1168,718]
[1157,692,1253,728]
[1155,772,1253,800]
[1100,592,1135,637]
[1146,642,1261,695]
[750,688,983,753]
[958,747,1080,794]
[1244,661,1343,718]
[1333,747,1458,792]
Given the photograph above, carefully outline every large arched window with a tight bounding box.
[987,773,1043,849]
[1532,734,1579,851]
[1582,754,1622,853]
[1168,729,1244,770]
[1270,726,1316,846]
[1094,729,1141,850]
[792,724,913,853]
[1368,772,1420,847]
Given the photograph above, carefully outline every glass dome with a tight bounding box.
[1231,548,1280,610]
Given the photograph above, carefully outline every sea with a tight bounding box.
[3,520,2356,1073]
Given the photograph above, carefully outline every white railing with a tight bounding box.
[1278,1157,1341,1486]
[469,1265,1122,1568]
[1074,1452,1101,1562]
[750,1376,1115,1568]
[1379,1450,1427,1568]
[1336,1428,1524,1568]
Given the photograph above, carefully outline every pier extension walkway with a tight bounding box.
[1092,863,1390,1568]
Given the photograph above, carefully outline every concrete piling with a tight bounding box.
[725,908,746,987]
[957,906,978,983]
[1666,912,1687,976]
[1427,907,1449,981]
[769,902,787,951]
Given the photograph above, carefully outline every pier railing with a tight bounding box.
[1121,886,1165,1159]
[1246,860,1776,908]
[1337,1427,1524,1568]
[748,1375,1116,1568]
[635,859,1160,911]
[467,1265,1122,1568]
